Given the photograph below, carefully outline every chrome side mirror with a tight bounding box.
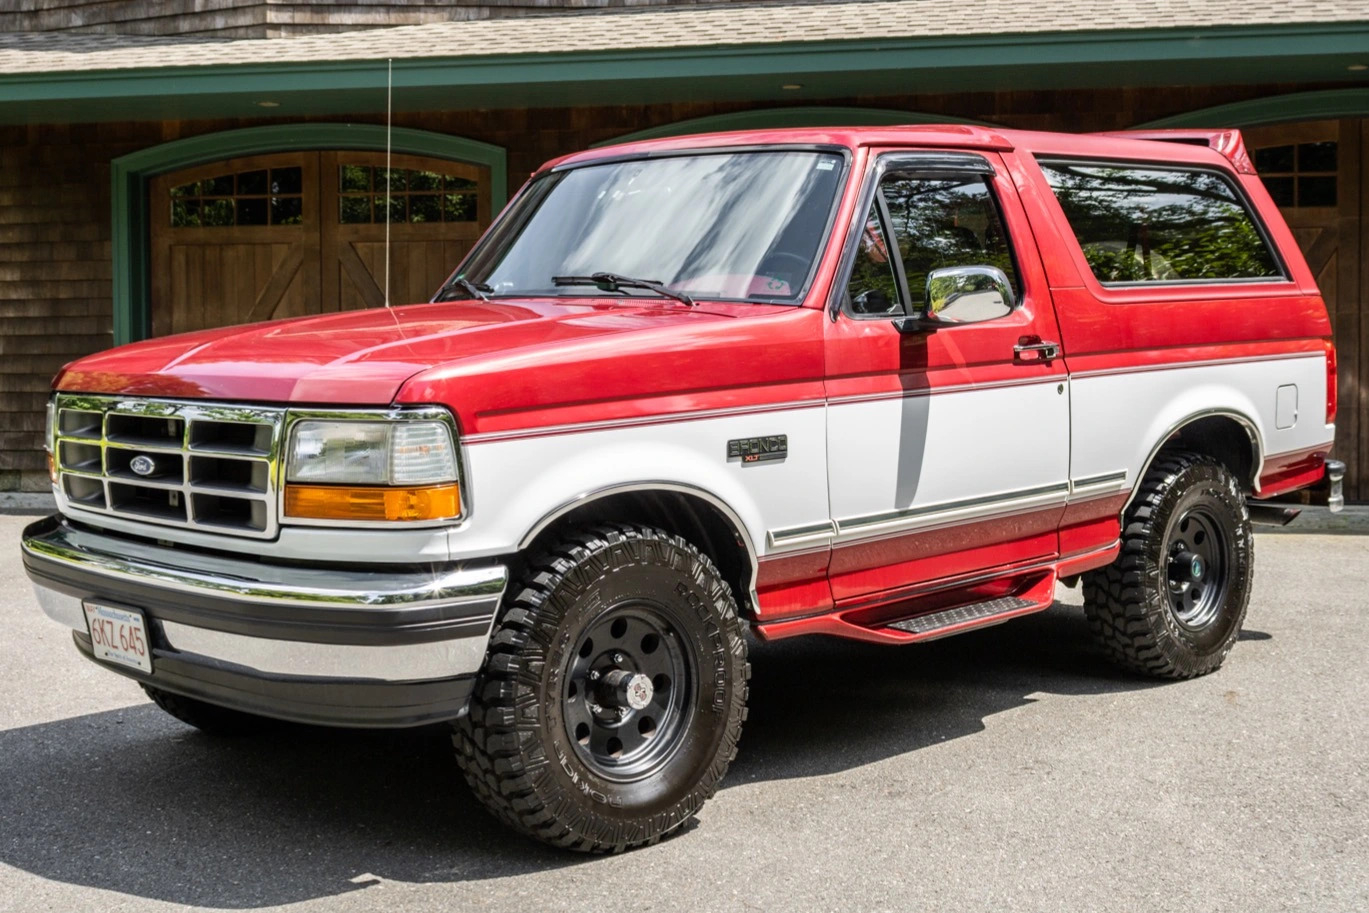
[891,265,1016,333]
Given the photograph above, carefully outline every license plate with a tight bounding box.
[83,602,153,674]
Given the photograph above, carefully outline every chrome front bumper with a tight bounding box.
[22,516,508,727]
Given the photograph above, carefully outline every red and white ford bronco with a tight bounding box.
[22,125,1344,851]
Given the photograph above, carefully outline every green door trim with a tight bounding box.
[1138,88,1369,128]
[595,106,992,146]
[110,123,508,345]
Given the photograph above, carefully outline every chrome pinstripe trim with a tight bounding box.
[1071,471,1127,489]
[463,399,826,445]
[761,482,1074,554]
[461,352,1325,445]
[1068,351,1322,380]
[834,482,1071,540]
[767,520,838,548]
[1069,470,1129,501]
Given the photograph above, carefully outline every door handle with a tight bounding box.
[1014,340,1060,363]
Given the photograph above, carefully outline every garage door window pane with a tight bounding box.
[1039,161,1282,283]
[1251,141,1337,209]
[168,166,304,227]
[336,164,482,224]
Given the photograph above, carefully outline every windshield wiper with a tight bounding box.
[552,272,695,307]
[442,277,492,302]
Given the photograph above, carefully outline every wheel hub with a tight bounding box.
[1174,550,1203,580]
[599,668,654,711]
[1165,507,1230,630]
[561,602,694,782]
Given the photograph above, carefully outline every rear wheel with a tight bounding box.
[142,685,269,736]
[454,522,749,852]
[1083,451,1253,679]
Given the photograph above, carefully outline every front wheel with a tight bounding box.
[454,523,749,852]
[1083,451,1254,679]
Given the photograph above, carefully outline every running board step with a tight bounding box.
[753,571,1057,645]
[887,596,1037,639]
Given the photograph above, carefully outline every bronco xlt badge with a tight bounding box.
[727,435,787,463]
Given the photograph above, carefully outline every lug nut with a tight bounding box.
[588,670,600,681]
[613,653,624,664]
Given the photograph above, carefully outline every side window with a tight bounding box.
[881,174,1019,300]
[845,170,1020,318]
[846,204,902,315]
[1038,161,1283,284]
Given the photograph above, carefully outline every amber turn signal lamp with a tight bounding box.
[284,483,462,522]
[47,451,57,485]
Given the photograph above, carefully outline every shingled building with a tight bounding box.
[2,0,1368,498]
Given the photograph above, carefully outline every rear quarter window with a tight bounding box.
[1037,160,1284,285]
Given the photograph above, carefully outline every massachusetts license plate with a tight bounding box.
[83,602,153,674]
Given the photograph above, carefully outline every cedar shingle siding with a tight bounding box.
[0,123,123,492]
[0,83,1323,491]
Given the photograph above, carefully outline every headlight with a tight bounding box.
[283,417,462,523]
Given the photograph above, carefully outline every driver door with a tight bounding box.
[823,150,1070,604]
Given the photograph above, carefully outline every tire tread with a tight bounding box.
[454,521,748,853]
[1082,450,1252,680]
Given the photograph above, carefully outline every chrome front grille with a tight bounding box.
[52,395,286,539]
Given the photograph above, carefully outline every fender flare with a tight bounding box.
[516,480,762,615]
[1122,407,1265,518]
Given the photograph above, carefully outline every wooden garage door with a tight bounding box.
[150,151,491,337]
[1246,120,1366,501]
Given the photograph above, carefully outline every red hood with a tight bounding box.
[55,299,746,405]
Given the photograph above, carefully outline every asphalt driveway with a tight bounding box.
[1,512,1364,913]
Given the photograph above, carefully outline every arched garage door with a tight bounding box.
[1244,120,1365,500]
[149,151,491,336]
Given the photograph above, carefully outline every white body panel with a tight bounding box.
[449,406,830,561]
[47,357,1332,571]
[1070,354,1333,494]
[824,379,1071,541]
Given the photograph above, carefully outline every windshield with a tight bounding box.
[445,149,847,304]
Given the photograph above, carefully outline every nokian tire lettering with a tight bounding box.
[1082,451,1254,679]
[453,523,749,852]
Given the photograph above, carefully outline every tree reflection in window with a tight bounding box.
[337,165,478,224]
[1040,162,1282,283]
[881,175,1018,297]
[170,167,304,227]
[846,173,1017,315]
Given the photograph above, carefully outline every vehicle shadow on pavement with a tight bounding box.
[0,601,1271,908]
[734,600,1168,784]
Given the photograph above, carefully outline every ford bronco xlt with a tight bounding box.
[22,125,1343,851]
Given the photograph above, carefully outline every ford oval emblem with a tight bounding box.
[129,454,157,477]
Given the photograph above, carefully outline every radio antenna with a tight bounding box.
[383,57,393,309]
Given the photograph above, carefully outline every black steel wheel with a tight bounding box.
[454,522,749,852]
[563,602,695,782]
[1165,505,1231,630]
[1083,450,1253,679]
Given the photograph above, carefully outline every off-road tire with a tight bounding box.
[142,685,270,736]
[1082,450,1254,679]
[454,522,749,852]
